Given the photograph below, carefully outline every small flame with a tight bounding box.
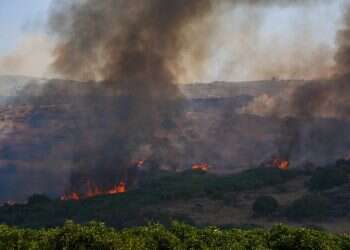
[136,160,145,168]
[86,181,103,198]
[273,158,289,170]
[107,182,126,194]
[192,163,209,171]
[61,192,80,201]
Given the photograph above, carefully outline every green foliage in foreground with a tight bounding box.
[0,221,349,250]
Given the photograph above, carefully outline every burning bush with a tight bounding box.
[61,181,127,201]
[272,159,289,170]
[252,196,279,217]
[191,163,209,172]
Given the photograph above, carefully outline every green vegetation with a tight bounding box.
[307,167,348,191]
[286,194,331,220]
[144,167,300,201]
[0,167,300,229]
[0,221,348,250]
[252,196,279,217]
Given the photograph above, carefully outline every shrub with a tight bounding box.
[0,221,348,249]
[286,194,331,220]
[308,168,348,191]
[268,224,340,250]
[252,196,279,217]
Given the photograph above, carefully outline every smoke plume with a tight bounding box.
[0,0,344,201]
[47,0,344,190]
[238,3,350,164]
[46,0,218,193]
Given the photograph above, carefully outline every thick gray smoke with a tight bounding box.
[47,0,217,194]
[0,0,342,201]
[48,0,344,191]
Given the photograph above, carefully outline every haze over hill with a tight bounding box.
[0,76,349,204]
[0,75,301,98]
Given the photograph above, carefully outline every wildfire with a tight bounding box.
[61,192,79,201]
[273,158,289,170]
[192,163,209,172]
[61,181,126,201]
[107,182,126,194]
[86,181,103,198]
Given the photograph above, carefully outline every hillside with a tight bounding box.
[0,76,349,203]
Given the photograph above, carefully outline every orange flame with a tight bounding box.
[61,192,80,201]
[192,163,209,171]
[273,159,289,170]
[107,181,126,194]
[61,181,126,201]
[86,181,103,198]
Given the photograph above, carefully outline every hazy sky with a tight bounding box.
[0,0,51,54]
[0,0,346,82]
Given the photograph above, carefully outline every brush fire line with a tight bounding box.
[192,163,209,171]
[61,181,126,201]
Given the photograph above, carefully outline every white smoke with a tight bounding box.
[0,35,55,78]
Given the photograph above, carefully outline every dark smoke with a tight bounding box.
[0,0,342,202]
[47,0,214,193]
[48,0,342,189]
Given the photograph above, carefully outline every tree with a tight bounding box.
[308,168,348,191]
[27,194,51,205]
[286,194,330,220]
[252,196,279,217]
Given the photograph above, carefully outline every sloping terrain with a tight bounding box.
[0,76,350,203]
[1,162,350,233]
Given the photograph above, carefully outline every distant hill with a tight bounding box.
[0,75,48,97]
[180,80,305,98]
[0,75,304,99]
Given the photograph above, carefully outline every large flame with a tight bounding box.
[61,181,126,201]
